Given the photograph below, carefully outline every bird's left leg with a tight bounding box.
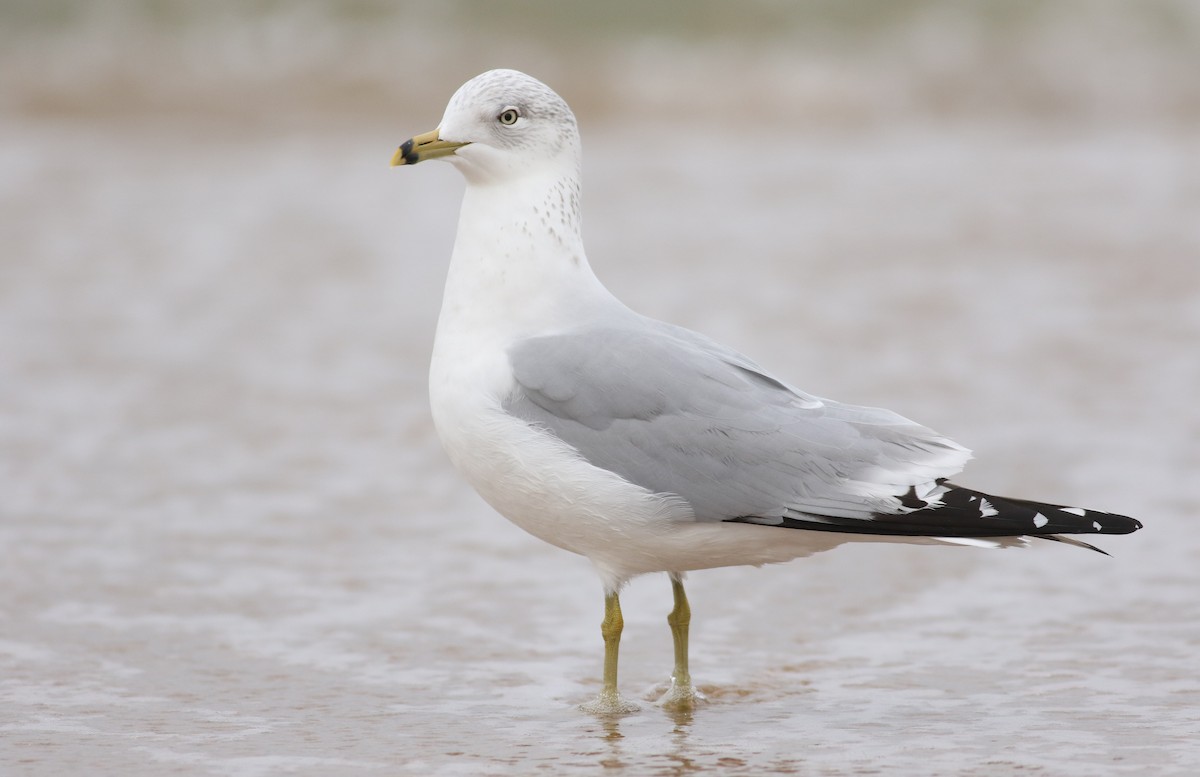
[661,573,705,710]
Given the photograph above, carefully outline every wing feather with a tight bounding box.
[505,320,969,523]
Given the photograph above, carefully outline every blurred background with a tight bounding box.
[2,2,1198,775]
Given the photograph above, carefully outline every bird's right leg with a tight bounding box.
[579,591,640,715]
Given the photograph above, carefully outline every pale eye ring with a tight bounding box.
[498,108,520,126]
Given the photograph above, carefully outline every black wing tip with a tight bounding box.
[730,486,1144,545]
[1040,511,1144,555]
[1098,515,1142,535]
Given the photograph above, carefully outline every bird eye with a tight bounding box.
[498,108,520,126]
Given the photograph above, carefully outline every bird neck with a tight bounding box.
[438,167,617,339]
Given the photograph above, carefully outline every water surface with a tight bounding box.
[2,5,1199,775]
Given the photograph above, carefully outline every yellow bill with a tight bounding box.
[391,128,470,166]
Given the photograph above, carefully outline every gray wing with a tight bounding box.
[504,320,971,524]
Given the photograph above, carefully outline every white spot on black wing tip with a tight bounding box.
[1061,507,1086,516]
[1033,513,1049,528]
[1093,521,1103,531]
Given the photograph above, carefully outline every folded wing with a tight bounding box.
[504,319,1141,544]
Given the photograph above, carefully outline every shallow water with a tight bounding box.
[3,6,1200,775]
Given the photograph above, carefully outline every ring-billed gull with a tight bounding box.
[390,69,1142,714]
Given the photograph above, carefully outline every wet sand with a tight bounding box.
[3,4,1199,775]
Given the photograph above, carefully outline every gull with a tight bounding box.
[390,69,1142,714]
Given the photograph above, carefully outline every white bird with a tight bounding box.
[390,69,1142,714]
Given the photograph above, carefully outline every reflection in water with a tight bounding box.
[665,704,697,731]
[586,699,807,775]
[596,715,626,770]
[591,706,701,775]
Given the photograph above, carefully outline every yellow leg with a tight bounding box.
[661,574,705,710]
[580,592,639,715]
[667,575,692,687]
[601,592,624,696]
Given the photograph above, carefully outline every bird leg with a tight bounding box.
[579,591,639,715]
[661,573,705,710]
